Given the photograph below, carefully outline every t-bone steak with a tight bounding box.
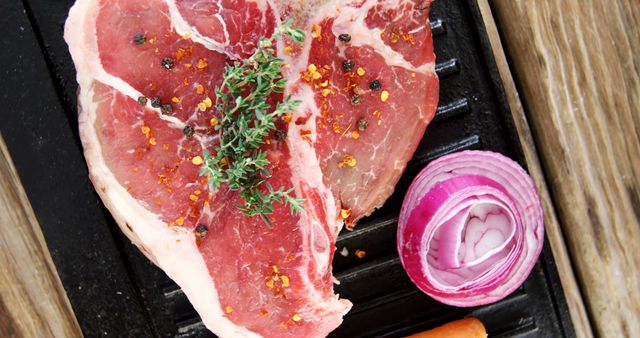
[65,0,438,336]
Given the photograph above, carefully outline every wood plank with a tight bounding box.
[0,134,83,338]
[475,2,594,337]
[489,1,640,337]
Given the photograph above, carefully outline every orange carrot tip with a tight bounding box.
[406,317,487,338]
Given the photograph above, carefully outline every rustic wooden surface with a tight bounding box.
[490,1,640,337]
[0,135,83,338]
[476,2,594,337]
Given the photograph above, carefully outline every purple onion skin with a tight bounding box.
[397,151,544,307]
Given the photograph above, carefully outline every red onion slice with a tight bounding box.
[397,151,544,307]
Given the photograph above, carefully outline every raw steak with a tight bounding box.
[65,0,438,336]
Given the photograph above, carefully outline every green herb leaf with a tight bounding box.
[200,19,307,225]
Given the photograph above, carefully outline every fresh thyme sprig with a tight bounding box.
[200,19,306,223]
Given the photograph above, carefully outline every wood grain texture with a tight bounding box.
[476,2,594,337]
[490,1,640,337]
[0,135,83,338]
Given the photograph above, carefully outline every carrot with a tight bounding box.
[406,317,487,338]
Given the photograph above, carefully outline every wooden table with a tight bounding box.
[1,1,638,337]
[487,1,640,337]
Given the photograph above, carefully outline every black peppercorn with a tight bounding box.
[369,80,381,91]
[160,104,173,115]
[137,96,148,106]
[161,57,174,70]
[183,125,195,137]
[357,119,369,131]
[275,129,286,141]
[195,224,209,238]
[342,59,355,72]
[133,33,146,45]
[338,33,352,42]
[351,94,362,105]
[150,97,162,108]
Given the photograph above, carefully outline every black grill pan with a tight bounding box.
[0,0,575,337]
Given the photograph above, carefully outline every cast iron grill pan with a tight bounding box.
[0,0,575,337]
